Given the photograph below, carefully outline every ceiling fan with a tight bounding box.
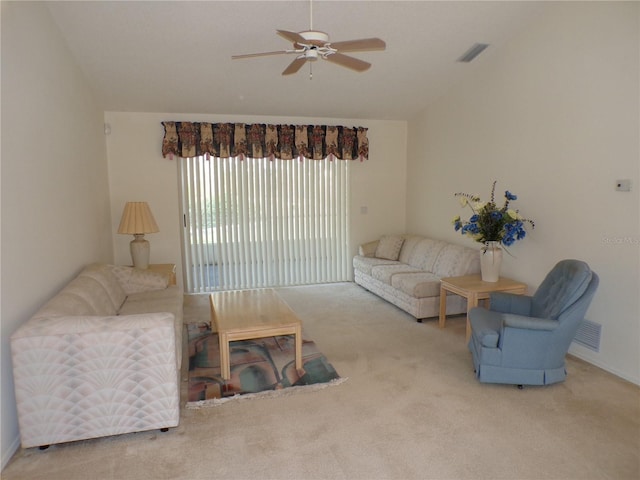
[231,1,386,76]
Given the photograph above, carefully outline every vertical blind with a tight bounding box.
[179,156,350,293]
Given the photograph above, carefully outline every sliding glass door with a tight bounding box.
[179,155,350,293]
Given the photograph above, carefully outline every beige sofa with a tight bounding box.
[353,234,480,321]
[10,263,183,449]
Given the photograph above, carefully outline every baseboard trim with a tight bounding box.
[568,351,640,386]
[1,435,20,471]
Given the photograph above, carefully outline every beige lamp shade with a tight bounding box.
[117,202,160,235]
[117,202,159,269]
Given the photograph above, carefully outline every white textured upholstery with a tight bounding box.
[354,235,480,320]
[10,264,182,449]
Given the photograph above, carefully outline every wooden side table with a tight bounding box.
[439,274,527,342]
[147,263,177,286]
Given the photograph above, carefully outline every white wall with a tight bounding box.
[104,112,407,288]
[1,2,113,468]
[407,2,639,383]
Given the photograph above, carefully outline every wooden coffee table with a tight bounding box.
[439,275,527,342]
[209,288,303,380]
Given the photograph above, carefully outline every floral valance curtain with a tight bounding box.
[161,121,368,161]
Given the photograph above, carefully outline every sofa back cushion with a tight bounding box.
[33,275,118,319]
[374,235,405,261]
[397,235,424,264]
[432,244,480,278]
[79,264,127,311]
[406,238,448,271]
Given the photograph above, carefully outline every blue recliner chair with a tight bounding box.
[468,259,599,387]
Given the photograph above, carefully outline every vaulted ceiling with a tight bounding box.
[46,1,549,121]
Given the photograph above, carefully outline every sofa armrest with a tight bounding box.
[11,312,179,448]
[12,312,176,338]
[358,240,379,257]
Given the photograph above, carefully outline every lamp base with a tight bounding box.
[130,234,150,269]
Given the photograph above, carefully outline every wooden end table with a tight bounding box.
[147,263,177,286]
[209,289,303,381]
[439,274,527,342]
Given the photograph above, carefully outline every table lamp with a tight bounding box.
[117,202,159,269]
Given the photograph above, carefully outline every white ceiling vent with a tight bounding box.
[457,43,489,63]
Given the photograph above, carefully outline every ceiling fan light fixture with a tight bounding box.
[298,30,329,46]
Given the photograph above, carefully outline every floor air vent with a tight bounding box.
[573,319,602,352]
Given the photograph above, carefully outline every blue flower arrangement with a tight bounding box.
[453,181,535,246]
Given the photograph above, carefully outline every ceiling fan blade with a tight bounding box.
[330,38,386,52]
[282,57,308,75]
[232,50,291,59]
[277,30,307,45]
[324,53,371,72]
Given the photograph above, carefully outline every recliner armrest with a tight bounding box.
[502,313,559,331]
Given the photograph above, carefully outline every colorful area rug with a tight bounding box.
[186,323,344,407]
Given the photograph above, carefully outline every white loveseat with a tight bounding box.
[354,234,480,321]
[10,263,183,449]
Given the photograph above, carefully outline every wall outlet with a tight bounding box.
[615,179,631,192]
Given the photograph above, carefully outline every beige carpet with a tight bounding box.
[3,282,639,480]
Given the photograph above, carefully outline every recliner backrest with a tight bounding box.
[531,259,593,319]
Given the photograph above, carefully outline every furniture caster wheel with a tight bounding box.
[160,428,169,432]
[517,385,524,390]
[39,445,50,450]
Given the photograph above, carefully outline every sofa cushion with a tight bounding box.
[406,238,448,271]
[375,235,405,261]
[391,271,442,299]
[396,235,423,264]
[432,244,480,278]
[371,264,422,285]
[79,264,127,311]
[353,255,399,276]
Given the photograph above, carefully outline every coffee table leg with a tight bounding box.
[219,332,231,380]
[439,284,447,328]
[294,324,303,374]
